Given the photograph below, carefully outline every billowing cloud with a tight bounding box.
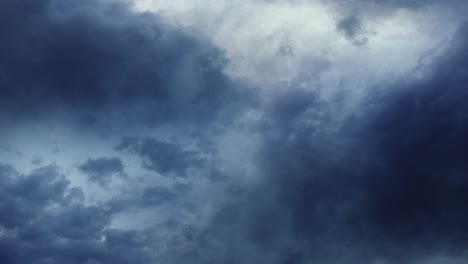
[1,0,468,263]
[0,0,250,128]
[0,164,122,263]
[167,19,468,264]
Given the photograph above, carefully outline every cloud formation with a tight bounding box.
[116,137,204,176]
[79,157,124,186]
[0,0,249,128]
[177,19,468,264]
[1,0,468,263]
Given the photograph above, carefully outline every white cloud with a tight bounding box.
[133,0,459,101]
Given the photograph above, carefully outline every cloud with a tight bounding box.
[361,22,468,245]
[134,0,459,95]
[336,14,369,46]
[141,186,177,206]
[0,0,249,262]
[2,0,468,263]
[79,157,124,186]
[116,137,204,176]
[0,162,192,263]
[0,165,103,262]
[152,20,468,264]
[0,0,250,128]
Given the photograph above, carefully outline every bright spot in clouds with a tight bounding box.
[135,0,458,93]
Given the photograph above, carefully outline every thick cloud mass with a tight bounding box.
[0,164,151,264]
[365,23,468,241]
[1,0,468,263]
[0,0,248,126]
[204,21,468,264]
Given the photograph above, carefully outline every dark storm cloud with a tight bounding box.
[362,22,468,245]
[79,157,124,186]
[0,0,251,126]
[261,21,468,262]
[3,0,468,263]
[0,163,163,263]
[0,0,250,262]
[165,21,468,264]
[0,165,71,229]
[116,137,204,176]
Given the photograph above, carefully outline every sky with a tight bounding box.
[1,0,468,263]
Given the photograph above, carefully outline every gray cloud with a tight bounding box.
[151,20,468,264]
[249,22,468,264]
[116,137,205,176]
[141,186,178,207]
[79,157,124,186]
[2,0,468,263]
[0,0,252,129]
[336,14,369,46]
[0,164,125,263]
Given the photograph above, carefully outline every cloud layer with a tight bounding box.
[1,0,468,263]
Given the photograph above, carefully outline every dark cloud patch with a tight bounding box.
[0,165,71,229]
[0,0,252,127]
[336,14,368,46]
[361,22,468,246]
[116,137,204,176]
[79,157,124,186]
[337,15,361,38]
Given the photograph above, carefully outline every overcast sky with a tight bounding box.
[1,0,468,263]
